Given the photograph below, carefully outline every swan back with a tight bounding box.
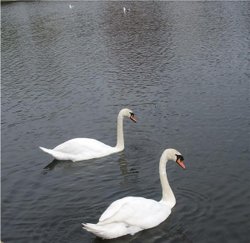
[83,196,171,239]
[99,196,171,229]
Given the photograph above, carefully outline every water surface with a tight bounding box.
[2,1,250,243]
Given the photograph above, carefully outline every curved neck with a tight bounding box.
[115,113,124,151]
[159,152,176,208]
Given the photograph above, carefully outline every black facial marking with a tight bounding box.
[176,154,184,161]
[130,112,135,116]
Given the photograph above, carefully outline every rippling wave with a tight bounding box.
[2,1,250,243]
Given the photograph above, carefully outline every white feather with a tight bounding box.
[82,149,185,239]
[39,108,136,162]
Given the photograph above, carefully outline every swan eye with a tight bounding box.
[176,154,184,162]
[130,112,135,117]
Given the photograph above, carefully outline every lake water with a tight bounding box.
[1,1,250,243]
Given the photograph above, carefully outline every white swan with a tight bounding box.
[39,108,136,162]
[82,148,186,239]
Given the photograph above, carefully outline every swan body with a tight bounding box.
[82,148,186,239]
[40,138,117,162]
[39,108,136,162]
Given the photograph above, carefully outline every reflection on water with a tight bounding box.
[2,1,250,243]
[43,159,73,171]
[42,152,139,187]
[118,153,139,180]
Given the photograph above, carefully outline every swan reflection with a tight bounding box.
[43,159,72,172]
[117,152,139,185]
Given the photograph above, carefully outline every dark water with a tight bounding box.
[1,1,250,243]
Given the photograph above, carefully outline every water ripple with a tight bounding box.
[2,1,250,243]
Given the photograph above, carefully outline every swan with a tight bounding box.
[82,148,186,239]
[39,108,136,162]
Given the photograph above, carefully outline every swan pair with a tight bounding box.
[39,108,186,239]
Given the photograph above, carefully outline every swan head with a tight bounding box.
[119,108,137,123]
[164,148,186,169]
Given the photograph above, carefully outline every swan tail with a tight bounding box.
[39,146,52,154]
[82,223,108,239]
[39,146,70,161]
[82,222,140,239]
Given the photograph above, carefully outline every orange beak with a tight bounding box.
[176,159,186,169]
[130,115,137,123]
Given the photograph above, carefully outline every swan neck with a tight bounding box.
[115,113,124,151]
[159,152,176,208]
